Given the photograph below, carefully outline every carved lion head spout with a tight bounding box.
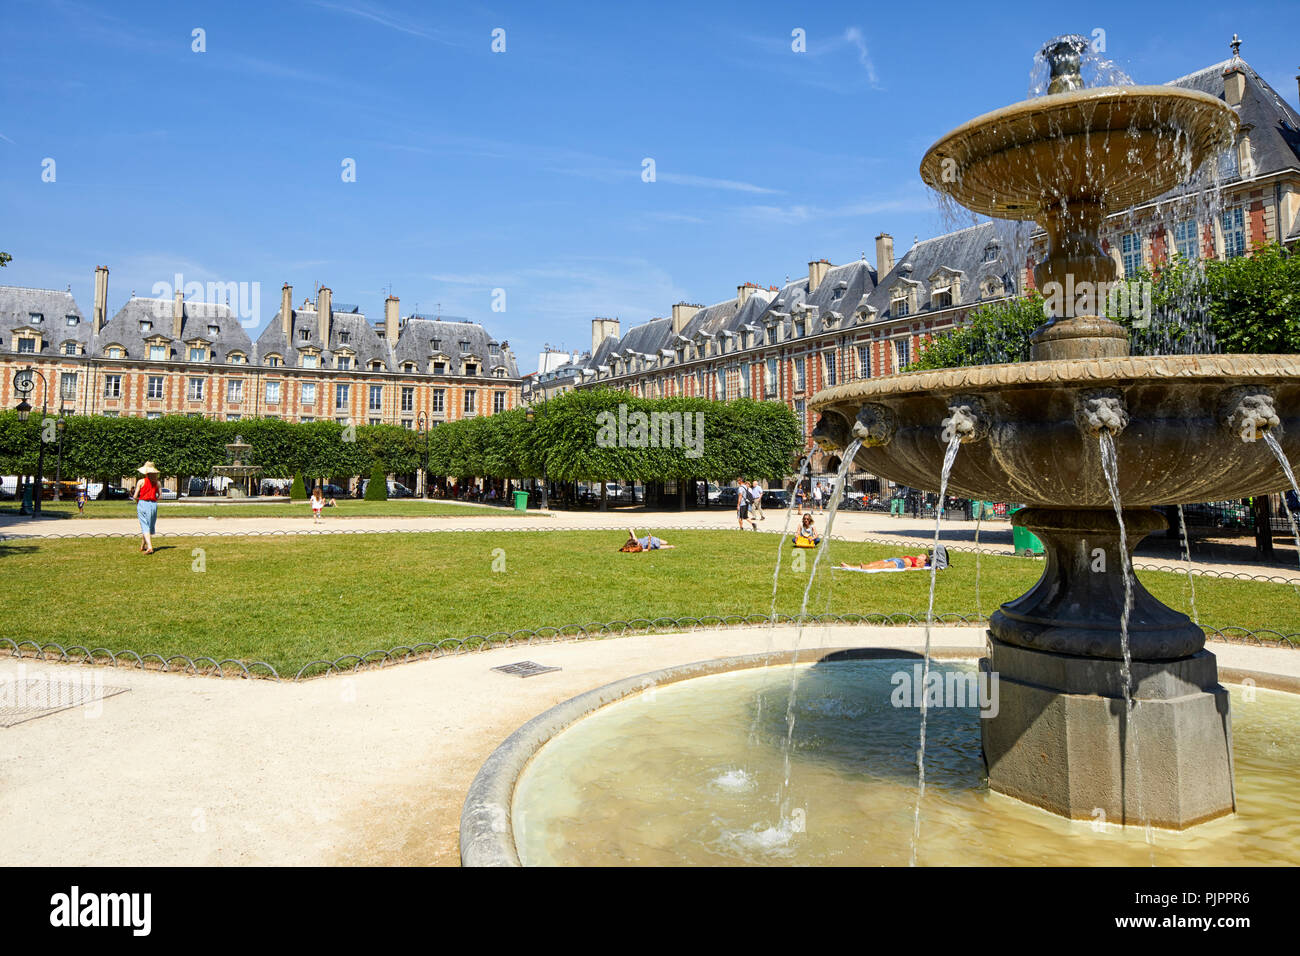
[1221,387,1280,443]
[811,411,852,452]
[1075,389,1129,438]
[942,396,989,444]
[852,404,896,447]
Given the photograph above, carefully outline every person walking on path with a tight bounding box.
[748,479,765,521]
[311,485,325,524]
[812,481,824,513]
[133,462,160,554]
[737,483,756,530]
[794,480,806,515]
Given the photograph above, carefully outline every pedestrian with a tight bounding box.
[737,483,756,530]
[795,481,806,514]
[76,485,87,516]
[749,479,765,521]
[133,462,160,554]
[813,481,824,513]
[311,485,325,524]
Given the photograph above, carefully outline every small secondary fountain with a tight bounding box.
[210,435,263,499]
[811,35,1300,829]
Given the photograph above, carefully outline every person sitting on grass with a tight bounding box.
[621,529,675,552]
[793,513,821,547]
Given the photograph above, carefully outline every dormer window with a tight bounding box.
[266,354,283,368]
[66,315,79,327]
[337,356,352,370]
[17,337,36,353]
[403,362,416,373]
[892,296,910,318]
[189,346,207,362]
[981,277,1004,298]
[932,290,953,309]
[338,331,350,344]
[63,341,79,356]
[432,360,446,374]
[458,340,470,352]
[228,352,247,364]
[207,324,220,336]
[301,352,320,369]
[150,344,168,360]
[28,313,43,324]
[368,360,384,371]
[432,339,441,351]
[493,367,507,378]
[983,245,998,262]
[794,319,805,338]
[139,320,152,332]
[299,329,311,341]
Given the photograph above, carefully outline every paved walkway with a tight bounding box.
[4,504,1297,580]
[2,625,1295,867]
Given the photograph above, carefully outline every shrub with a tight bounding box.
[289,473,308,500]
[364,464,388,500]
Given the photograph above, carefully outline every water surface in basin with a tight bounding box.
[512,660,1300,865]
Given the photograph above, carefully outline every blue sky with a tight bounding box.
[3,0,1295,370]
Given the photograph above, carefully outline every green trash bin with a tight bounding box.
[1009,506,1044,556]
[513,490,529,512]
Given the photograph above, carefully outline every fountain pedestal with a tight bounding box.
[981,637,1236,829]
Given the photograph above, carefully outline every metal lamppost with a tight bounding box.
[416,411,430,498]
[14,366,49,516]
[525,403,548,510]
[54,409,68,500]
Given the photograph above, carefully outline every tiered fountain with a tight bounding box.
[210,435,263,498]
[811,36,1300,828]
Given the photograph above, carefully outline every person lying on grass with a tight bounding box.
[843,545,948,571]
[620,529,676,552]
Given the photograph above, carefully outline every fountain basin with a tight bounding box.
[811,354,1300,507]
[918,86,1237,219]
[461,654,1300,865]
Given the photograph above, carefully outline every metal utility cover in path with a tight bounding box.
[0,678,129,727]
[491,661,561,678]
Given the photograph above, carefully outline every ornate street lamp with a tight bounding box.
[54,410,68,501]
[525,404,547,510]
[14,367,48,515]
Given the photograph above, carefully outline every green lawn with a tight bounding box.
[1,530,1294,676]
[0,499,524,519]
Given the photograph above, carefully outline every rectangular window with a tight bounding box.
[1174,220,1199,260]
[146,411,161,420]
[335,383,349,408]
[104,375,121,399]
[63,341,78,355]
[187,377,204,401]
[893,338,911,371]
[695,370,704,394]
[493,391,505,413]
[465,363,478,376]
[766,357,778,396]
[795,400,806,439]
[189,347,205,362]
[432,388,445,412]
[17,338,36,353]
[794,356,806,392]
[301,353,318,369]
[893,297,909,318]
[337,356,351,370]
[66,315,79,327]
[740,362,750,398]
[716,369,726,398]
[1222,208,1246,258]
[147,376,164,400]
[265,381,281,404]
[433,361,446,374]
[227,414,241,421]
[857,345,871,378]
[1121,233,1142,277]
[824,351,837,387]
[102,410,119,417]
[368,417,381,426]
[150,344,167,360]
[369,384,383,411]
[401,386,414,412]
[60,372,77,401]
[464,390,477,414]
[301,382,316,405]
[227,380,243,403]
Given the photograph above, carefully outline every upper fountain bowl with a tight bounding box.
[919,86,1238,220]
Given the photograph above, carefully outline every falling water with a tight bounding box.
[769,455,814,622]
[774,440,861,827]
[1176,504,1199,625]
[1027,34,1134,98]
[910,434,963,867]
[1262,433,1300,570]
[973,508,984,619]
[1099,432,1154,847]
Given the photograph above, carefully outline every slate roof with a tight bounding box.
[1168,57,1300,180]
[0,286,92,357]
[865,222,1018,320]
[98,297,253,362]
[391,316,519,376]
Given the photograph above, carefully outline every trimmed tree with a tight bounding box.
[289,473,308,500]
[364,463,388,500]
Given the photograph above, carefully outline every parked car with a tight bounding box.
[320,483,348,498]
[761,489,789,509]
[159,487,178,500]
[86,482,131,500]
[714,487,740,507]
[358,479,415,498]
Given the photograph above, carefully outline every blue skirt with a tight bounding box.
[137,499,158,535]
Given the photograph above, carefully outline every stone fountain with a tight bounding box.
[210,435,263,498]
[812,36,1300,829]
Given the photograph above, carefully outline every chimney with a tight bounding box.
[671,302,700,335]
[281,283,293,337]
[385,294,400,342]
[1224,35,1246,106]
[93,265,109,334]
[172,289,184,339]
[737,282,758,305]
[591,317,620,354]
[875,233,895,277]
[808,259,831,292]
[317,286,332,346]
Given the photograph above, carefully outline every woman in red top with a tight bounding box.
[134,461,161,554]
